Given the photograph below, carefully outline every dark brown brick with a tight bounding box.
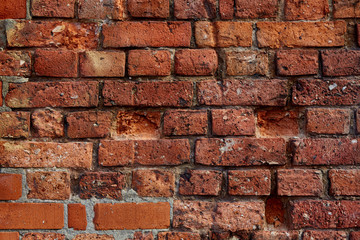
[322,50,360,76]
[276,50,318,76]
[179,170,222,196]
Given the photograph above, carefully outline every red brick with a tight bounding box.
[128,0,169,18]
[78,0,124,19]
[198,79,288,106]
[31,0,75,18]
[228,170,271,196]
[67,111,112,139]
[0,141,93,168]
[322,50,360,76]
[80,51,126,77]
[68,204,87,230]
[103,22,191,48]
[6,81,99,108]
[195,21,252,47]
[257,21,346,48]
[351,232,360,240]
[0,0,26,19]
[27,171,70,200]
[6,20,98,49]
[0,51,31,76]
[292,138,360,165]
[128,50,171,76]
[219,0,234,19]
[265,198,285,227]
[175,49,218,76]
[290,200,360,229]
[0,203,63,229]
[163,110,208,136]
[257,110,299,137]
[73,234,114,240]
[174,0,216,19]
[103,81,193,107]
[98,140,134,166]
[115,111,161,138]
[195,138,286,166]
[132,170,175,197]
[79,172,126,200]
[226,50,268,76]
[303,230,347,240]
[235,0,278,18]
[334,0,360,18]
[157,232,200,240]
[212,109,255,136]
[0,112,30,138]
[0,232,19,240]
[277,169,323,196]
[132,232,153,240]
[209,232,231,240]
[306,108,350,134]
[0,174,22,200]
[94,202,170,230]
[329,169,360,196]
[292,79,360,106]
[276,50,318,76]
[284,0,329,20]
[32,109,64,138]
[34,49,78,77]
[179,170,222,196]
[22,233,65,240]
[253,231,299,240]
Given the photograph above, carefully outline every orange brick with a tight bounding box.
[68,204,87,230]
[0,232,19,240]
[0,0,26,19]
[0,174,22,200]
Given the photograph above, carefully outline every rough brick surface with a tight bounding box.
[78,0,124,19]
[235,0,278,18]
[253,231,299,240]
[32,109,64,138]
[351,232,360,240]
[179,170,222,196]
[128,50,171,76]
[68,204,87,230]
[228,170,271,196]
[174,0,216,19]
[329,169,360,196]
[322,50,360,76]
[284,0,329,20]
[132,170,175,197]
[306,108,350,134]
[257,110,299,136]
[211,109,255,136]
[0,51,31,76]
[0,174,22,200]
[22,233,65,240]
[163,110,208,136]
[302,230,347,240]
[31,0,76,18]
[157,232,200,240]
[128,0,169,18]
[219,0,234,19]
[226,50,268,76]
[0,0,26,19]
[73,234,114,240]
[0,112,30,138]
[276,50,318,76]
[333,0,360,18]
[175,49,218,76]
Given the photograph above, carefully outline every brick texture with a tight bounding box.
[0,174,22,200]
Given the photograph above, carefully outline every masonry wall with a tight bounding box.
[0,0,360,239]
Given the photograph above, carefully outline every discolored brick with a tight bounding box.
[23,233,65,240]
[31,0,76,18]
[128,50,171,76]
[0,112,30,138]
[32,109,64,138]
[78,0,124,19]
[132,170,175,197]
[228,170,271,196]
[276,50,318,76]
[163,110,208,136]
[73,234,114,240]
[284,0,329,20]
[257,110,299,136]
[179,170,222,196]
[253,231,299,240]
[128,0,169,18]
[175,49,218,76]
[333,0,360,18]
[265,198,285,227]
[0,51,31,77]
[322,50,360,76]
[174,0,216,19]
[302,230,347,240]
[226,50,268,76]
[158,232,201,240]
[235,0,278,18]
[212,109,255,136]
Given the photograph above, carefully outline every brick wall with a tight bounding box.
[0,0,360,239]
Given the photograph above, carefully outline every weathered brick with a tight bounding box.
[351,232,360,240]
[290,200,360,229]
[0,112,30,138]
[132,170,175,197]
[27,171,70,200]
[219,0,234,19]
[303,230,347,240]
[67,111,112,139]
[128,50,171,76]
[235,0,278,18]
[128,0,169,18]
[257,21,346,48]
[0,21,6,48]
[132,232,153,240]
[265,198,285,227]
[0,203,63,229]
[0,0,26,19]
[103,81,193,107]
[6,81,99,108]
[197,79,288,106]
[73,234,114,240]
[157,232,201,240]
[292,138,360,165]
[0,232,19,240]
[98,140,134,166]
[68,204,87,230]
[258,110,298,136]
[103,22,191,48]
[175,49,218,76]
[276,50,318,76]
[78,0,124,19]
[292,80,360,106]
[174,0,216,19]
[306,108,350,134]
[226,50,268,76]
[31,0,75,18]
[329,169,360,196]
[253,231,299,240]
[322,50,360,76]
[228,170,271,196]
[79,172,126,200]
[179,170,222,196]
[23,233,65,240]
[94,202,170,230]
[32,109,64,138]
[6,20,98,49]
[34,49,78,77]
[284,0,329,20]
[195,138,286,166]
[80,51,126,77]
[0,173,22,200]
[333,0,360,18]
[163,110,208,136]
[277,169,323,196]
[0,81,2,106]
[212,109,255,136]
[0,141,93,168]
[0,51,31,76]
[195,21,253,47]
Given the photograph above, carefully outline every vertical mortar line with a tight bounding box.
[26,0,32,20]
